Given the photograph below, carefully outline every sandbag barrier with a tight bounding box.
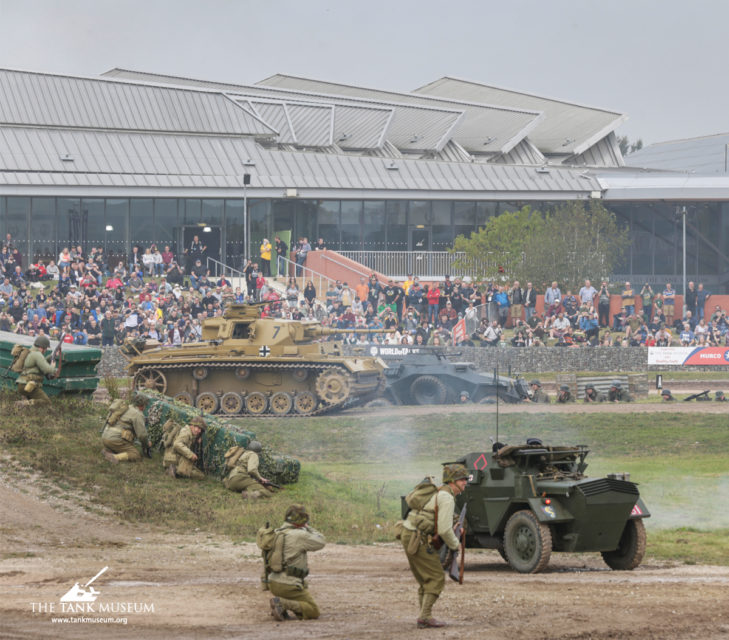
[139,390,300,485]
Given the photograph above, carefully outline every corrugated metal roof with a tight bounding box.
[0,68,276,137]
[598,172,729,200]
[569,132,625,168]
[625,132,729,174]
[414,76,626,158]
[0,124,600,196]
[258,73,542,156]
[490,138,546,165]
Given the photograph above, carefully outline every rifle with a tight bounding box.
[262,479,282,490]
[51,333,66,378]
[442,504,467,584]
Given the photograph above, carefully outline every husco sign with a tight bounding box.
[648,347,729,366]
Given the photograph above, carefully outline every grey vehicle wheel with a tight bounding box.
[601,519,646,570]
[503,509,552,574]
[409,375,448,405]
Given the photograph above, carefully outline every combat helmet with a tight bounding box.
[247,440,263,453]
[559,384,570,392]
[285,504,310,526]
[34,335,50,349]
[585,383,596,391]
[190,416,207,431]
[530,379,542,387]
[442,463,469,484]
[611,380,622,389]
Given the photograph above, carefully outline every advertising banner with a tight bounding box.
[648,347,729,366]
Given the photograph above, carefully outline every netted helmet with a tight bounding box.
[285,504,310,526]
[716,390,725,398]
[34,335,50,349]
[442,463,469,484]
[459,390,470,400]
[190,416,207,431]
[247,440,262,453]
[131,392,148,407]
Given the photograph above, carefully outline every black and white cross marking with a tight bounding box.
[259,345,271,357]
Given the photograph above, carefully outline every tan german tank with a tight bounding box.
[123,304,387,416]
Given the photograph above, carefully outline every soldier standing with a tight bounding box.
[102,394,149,463]
[528,379,550,403]
[164,416,206,479]
[223,440,274,499]
[401,464,468,629]
[608,381,634,403]
[16,335,57,404]
[269,504,326,621]
[583,383,606,403]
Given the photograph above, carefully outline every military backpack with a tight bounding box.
[10,344,30,373]
[105,399,127,427]
[404,476,439,511]
[223,445,246,470]
[161,418,184,449]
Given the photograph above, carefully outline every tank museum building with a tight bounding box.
[1,67,729,287]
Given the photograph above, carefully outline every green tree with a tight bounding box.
[451,201,629,290]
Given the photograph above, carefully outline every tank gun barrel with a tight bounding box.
[309,326,395,336]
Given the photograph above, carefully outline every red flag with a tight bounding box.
[452,318,466,345]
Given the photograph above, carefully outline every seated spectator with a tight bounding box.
[612,307,627,331]
[549,312,570,339]
[482,320,502,347]
[679,323,695,346]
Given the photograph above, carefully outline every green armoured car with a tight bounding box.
[452,442,649,573]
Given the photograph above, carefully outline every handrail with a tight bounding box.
[206,257,246,280]
[320,253,374,280]
[278,256,339,304]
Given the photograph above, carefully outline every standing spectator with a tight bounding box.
[295,237,310,276]
[523,281,537,323]
[493,285,510,327]
[303,280,317,308]
[509,280,524,326]
[696,283,710,321]
[259,238,272,277]
[578,279,597,308]
[544,281,561,318]
[151,246,164,276]
[314,238,327,251]
[684,281,697,318]
[355,276,369,307]
[662,283,676,327]
[142,248,155,276]
[100,310,116,346]
[161,245,175,271]
[129,245,142,273]
[621,282,635,317]
[286,278,300,307]
[274,235,287,276]
[597,281,611,327]
[639,283,654,321]
[426,282,440,324]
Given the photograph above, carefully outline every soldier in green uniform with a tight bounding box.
[583,383,606,403]
[164,416,206,479]
[660,388,675,401]
[608,381,634,403]
[16,335,57,404]
[528,379,550,403]
[401,464,468,629]
[557,384,574,403]
[102,394,149,463]
[269,504,326,621]
[223,440,274,499]
[715,390,727,402]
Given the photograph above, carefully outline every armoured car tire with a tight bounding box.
[409,375,448,405]
[133,368,167,394]
[293,391,317,415]
[478,396,497,405]
[364,398,393,408]
[270,392,293,415]
[195,392,219,414]
[496,541,508,563]
[601,519,646,571]
[503,510,552,574]
[220,392,244,415]
[173,392,194,405]
[192,367,209,381]
[245,391,268,415]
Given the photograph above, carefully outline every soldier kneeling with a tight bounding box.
[101,393,150,463]
[163,416,206,479]
[16,335,58,405]
[223,440,275,499]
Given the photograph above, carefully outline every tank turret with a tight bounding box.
[125,304,388,417]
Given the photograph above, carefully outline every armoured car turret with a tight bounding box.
[124,304,387,416]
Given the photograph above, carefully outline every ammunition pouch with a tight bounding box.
[23,380,38,393]
[394,520,405,540]
[408,510,435,536]
[406,529,422,555]
[121,428,135,442]
[286,566,309,580]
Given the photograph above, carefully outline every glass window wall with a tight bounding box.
[363,201,386,251]
[31,198,56,260]
[340,201,362,250]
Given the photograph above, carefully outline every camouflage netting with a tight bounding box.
[139,391,300,485]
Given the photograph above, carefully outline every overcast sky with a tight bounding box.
[0,0,726,147]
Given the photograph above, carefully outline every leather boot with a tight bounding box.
[270,597,287,621]
[417,593,447,628]
[279,597,303,619]
[103,450,119,465]
[166,464,176,478]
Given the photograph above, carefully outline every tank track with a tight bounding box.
[131,362,382,418]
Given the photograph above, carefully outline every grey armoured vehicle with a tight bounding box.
[366,346,529,405]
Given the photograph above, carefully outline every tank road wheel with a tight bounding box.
[409,375,448,405]
[270,392,293,416]
[173,392,193,405]
[245,391,268,416]
[292,368,309,382]
[315,370,351,405]
[220,392,244,415]
[601,519,647,571]
[192,367,209,381]
[133,368,167,394]
[503,510,552,574]
[195,392,219,414]
[293,391,317,415]
[235,367,250,380]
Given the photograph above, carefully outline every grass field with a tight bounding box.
[1,395,727,565]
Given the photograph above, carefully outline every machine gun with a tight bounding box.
[684,389,711,402]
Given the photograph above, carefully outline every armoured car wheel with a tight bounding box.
[503,510,552,574]
[192,367,208,381]
[292,369,308,382]
[133,368,167,394]
[195,392,219,414]
[496,541,508,563]
[235,367,250,380]
[245,391,268,415]
[270,392,293,415]
[478,396,497,405]
[315,370,351,404]
[409,375,448,405]
[293,391,317,415]
[220,392,244,415]
[364,398,393,408]
[173,392,193,405]
[601,519,646,570]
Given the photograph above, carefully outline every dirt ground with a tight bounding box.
[2,444,729,640]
